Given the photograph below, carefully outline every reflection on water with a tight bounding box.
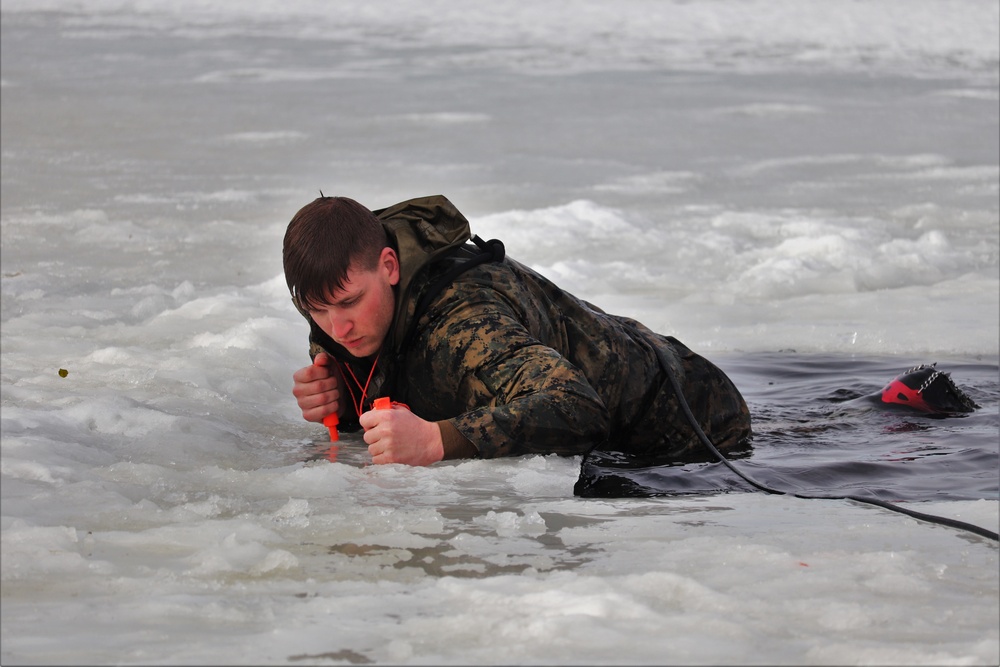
[302,434,373,467]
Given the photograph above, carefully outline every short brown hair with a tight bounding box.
[282,196,388,310]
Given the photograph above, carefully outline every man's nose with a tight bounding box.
[329,313,353,340]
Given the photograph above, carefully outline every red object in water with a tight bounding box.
[878,364,979,415]
[880,378,933,412]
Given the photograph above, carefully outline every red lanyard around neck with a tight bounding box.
[340,353,380,419]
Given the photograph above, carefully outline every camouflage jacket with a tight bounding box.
[304,195,751,460]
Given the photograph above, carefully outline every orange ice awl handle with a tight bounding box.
[372,397,410,412]
[322,413,340,442]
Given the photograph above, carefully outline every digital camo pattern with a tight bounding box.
[386,257,752,460]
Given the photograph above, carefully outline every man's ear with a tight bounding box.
[379,247,400,286]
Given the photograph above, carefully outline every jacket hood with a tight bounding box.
[373,195,473,354]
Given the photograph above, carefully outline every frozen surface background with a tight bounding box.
[2,1,998,665]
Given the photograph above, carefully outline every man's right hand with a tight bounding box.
[291,352,341,423]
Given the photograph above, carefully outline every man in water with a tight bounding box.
[285,194,751,466]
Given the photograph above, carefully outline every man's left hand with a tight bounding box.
[358,406,445,466]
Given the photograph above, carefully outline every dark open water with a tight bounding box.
[580,353,1000,503]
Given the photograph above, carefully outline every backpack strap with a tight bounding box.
[400,235,505,352]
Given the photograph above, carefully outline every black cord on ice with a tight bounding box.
[661,352,999,543]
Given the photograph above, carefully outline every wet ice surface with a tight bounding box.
[2,1,998,664]
[3,454,997,665]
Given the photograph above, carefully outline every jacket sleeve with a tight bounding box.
[406,284,612,458]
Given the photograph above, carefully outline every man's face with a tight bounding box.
[305,248,400,359]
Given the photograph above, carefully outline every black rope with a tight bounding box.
[658,349,999,543]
